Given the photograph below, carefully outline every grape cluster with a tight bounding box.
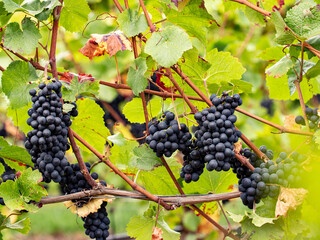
[82,202,110,240]
[295,106,319,130]
[145,111,192,157]
[180,148,205,183]
[60,163,106,207]
[238,146,305,209]
[195,93,242,168]
[0,158,16,205]
[24,79,77,183]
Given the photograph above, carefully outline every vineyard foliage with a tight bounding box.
[0,0,319,239]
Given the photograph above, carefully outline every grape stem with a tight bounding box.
[49,0,63,78]
[70,129,173,210]
[235,153,255,171]
[229,0,271,17]
[67,129,99,188]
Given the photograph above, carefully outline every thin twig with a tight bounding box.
[235,153,255,171]
[139,0,156,32]
[165,68,197,113]
[113,0,124,12]
[101,101,126,125]
[68,129,98,188]
[229,0,271,17]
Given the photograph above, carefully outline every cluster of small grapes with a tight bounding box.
[24,79,77,183]
[179,92,243,183]
[180,147,205,183]
[60,162,106,207]
[295,106,319,130]
[238,146,305,209]
[0,158,16,205]
[145,111,192,157]
[82,202,110,240]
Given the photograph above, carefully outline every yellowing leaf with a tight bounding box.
[65,196,113,217]
[276,187,308,217]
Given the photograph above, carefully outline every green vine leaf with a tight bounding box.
[140,165,180,195]
[144,25,192,67]
[205,49,246,83]
[126,204,180,240]
[109,140,139,173]
[59,0,91,32]
[246,212,276,227]
[0,168,47,212]
[127,57,148,96]
[0,2,13,26]
[6,103,33,135]
[0,217,31,234]
[117,9,148,37]
[61,77,100,102]
[107,133,127,146]
[285,1,320,39]
[133,145,162,171]
[271,11,296,45]
[2,0,60,16]
[0,143,33,167]
[1,61,38,109]
[123,97,162,124]
[265,55,294,78]
[3,17,41,54]
[71,98,110,154]
[166,0,213,45]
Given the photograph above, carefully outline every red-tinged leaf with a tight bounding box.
[152,227,163,240]
[79,31,132,59]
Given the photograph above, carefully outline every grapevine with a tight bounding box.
[0,0,319,240]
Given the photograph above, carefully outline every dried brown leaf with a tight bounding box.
[275,187,308,217]
[79,31,132,59]
[152,227,163,240]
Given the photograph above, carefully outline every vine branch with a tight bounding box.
[139,0,156,33]
[229,0,271,17]
[39,188,241,205]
